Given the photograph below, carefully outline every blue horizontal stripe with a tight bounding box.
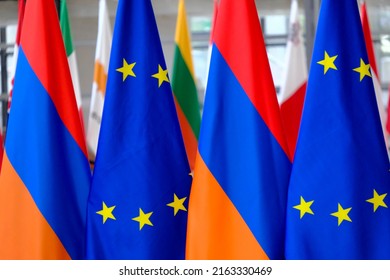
[199,46,291,259]
[6,48,91,259]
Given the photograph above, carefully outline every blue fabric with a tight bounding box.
[285,0,390,259]
[200,45,291,259]
[85,0,191,259]
[7,48,90,260]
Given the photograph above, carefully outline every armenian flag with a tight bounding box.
[0,0,91,259]
[186,0,291,260]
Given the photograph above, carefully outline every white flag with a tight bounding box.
[87,0,112,160]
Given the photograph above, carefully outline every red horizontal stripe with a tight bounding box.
[213,0,289,157]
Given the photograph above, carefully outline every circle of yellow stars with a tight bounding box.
[96,193,187,231]
[293,189,388,226]
[96,59,185,230]
[298,50,383,226]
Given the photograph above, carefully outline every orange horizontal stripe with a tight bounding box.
[174,96,197,171]
[186,152,268,260]
[0,152,70,259]
[93,61,108,97]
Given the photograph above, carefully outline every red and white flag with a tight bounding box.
[361,1,387,144]
[279,0,307,160]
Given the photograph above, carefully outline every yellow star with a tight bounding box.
[330,203,352,226]
[96,201,116,224]
[116,58,136,81]
[132,208,153,230]
[353,58,371,81]
[167,194,187,216]
[293,196,314,219]
[151,64,169,87]
[366,189,388,212]
[317,51,338,74]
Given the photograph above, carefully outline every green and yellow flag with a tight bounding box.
[171,0,201,171]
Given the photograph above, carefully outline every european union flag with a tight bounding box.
[285,0,390,259]
[85,0,192,259]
